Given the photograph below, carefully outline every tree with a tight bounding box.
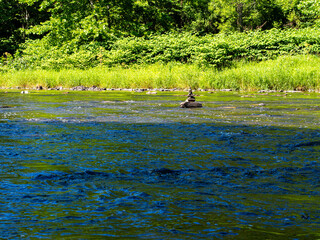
[0,0,48,55]
[297,0,320,26]
[209,0,285,32]
[275,0,320,27]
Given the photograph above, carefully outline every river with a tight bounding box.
[0,90,319,239]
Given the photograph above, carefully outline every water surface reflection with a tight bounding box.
[0,91,319,239]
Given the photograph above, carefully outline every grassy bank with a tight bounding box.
[1,55,320,91]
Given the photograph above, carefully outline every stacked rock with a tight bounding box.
[180,88,203,108]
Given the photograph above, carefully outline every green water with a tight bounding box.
[0,90,319,239]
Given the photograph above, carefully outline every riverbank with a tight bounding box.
[1,55,320,91]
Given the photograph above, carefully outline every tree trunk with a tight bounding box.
[236,2,243,32]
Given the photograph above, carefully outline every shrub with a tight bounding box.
[4,27,320,70]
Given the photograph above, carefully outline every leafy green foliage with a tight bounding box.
[1,0,320,70]
[297,0,320,26]
[7,27,320,70]
[209,0,285,32]
[0,0,49,55]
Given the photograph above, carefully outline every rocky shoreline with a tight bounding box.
[0,85,313,93]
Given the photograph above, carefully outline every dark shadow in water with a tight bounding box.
[0,119,320,239]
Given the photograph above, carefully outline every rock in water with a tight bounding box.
[180,101,203,108]
[180,88,202,108]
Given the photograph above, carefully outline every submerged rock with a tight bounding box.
[151,168,179,176]
[180,101,203,108]
[180,88,202,108]
[146,91,157,94]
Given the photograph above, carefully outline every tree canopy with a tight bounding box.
[0,0,319,56]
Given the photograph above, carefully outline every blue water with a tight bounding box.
[0,91,319,239]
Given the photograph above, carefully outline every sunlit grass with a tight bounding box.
[1,55,320,91]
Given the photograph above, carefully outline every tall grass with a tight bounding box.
[1,55,320,91]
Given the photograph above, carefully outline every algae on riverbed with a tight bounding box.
[1,90,320,128]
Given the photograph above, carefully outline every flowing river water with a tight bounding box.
[0,90,319,239]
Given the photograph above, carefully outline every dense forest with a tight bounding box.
[0,0,319,70]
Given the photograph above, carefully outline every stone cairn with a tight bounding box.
[180,88,203,108]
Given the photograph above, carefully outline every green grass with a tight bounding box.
[1,55,320,91]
